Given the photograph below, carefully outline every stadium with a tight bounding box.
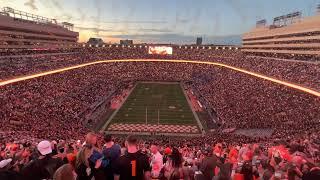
[0,2,320,180]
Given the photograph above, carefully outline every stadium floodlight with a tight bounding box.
[102,45,105,47]
[128,45,131,48]
[122,45,125,48]
[89,44,92,47]
[134,45,136,48]
[229,47,232,50]
[179,46,181,49]
[139,45,142,48]
[96,45,99,48]
[116,45,119,48]
[235,47,238,50]
[215,47,218,50]
[109,45,112,48]
[222,47,225,50]
[202,47,205,49]
[190,46,193,49]
[82,44,86,47]
[196,46,199,49]
[209,47,212,50]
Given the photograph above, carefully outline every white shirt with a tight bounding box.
[151,151,163,178]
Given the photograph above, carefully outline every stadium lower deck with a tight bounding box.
[102,82,203,136]
[1,57,319,140]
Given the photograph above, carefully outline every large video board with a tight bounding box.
[148,46,173,55]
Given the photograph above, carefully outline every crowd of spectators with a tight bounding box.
[1,47,319,90]
[1,133,319,180]
[0,47,319,179]
[1,60,318,139]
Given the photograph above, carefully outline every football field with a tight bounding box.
[104,82,199,133]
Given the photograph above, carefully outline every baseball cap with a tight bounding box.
[164,147,172,155]
[37,140,52,155]
[0,158,12,168]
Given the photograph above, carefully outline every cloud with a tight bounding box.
[39,0,74,23]
[49,0,63,10]
[86,19,168,24]
[24,0,38,10]
[75,26,172,34]
[176,18,189,24]
[132,28,172,33]
[225,0,249,22]
[109,33,241,45]
[75,26,112,33]
[76,7,87,22]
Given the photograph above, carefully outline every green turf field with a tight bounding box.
[110,82,197,125]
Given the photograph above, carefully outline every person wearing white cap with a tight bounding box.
[37,140,53,155]
[0,158,12,169]
[0,158,24,180]
[21,140,64,180]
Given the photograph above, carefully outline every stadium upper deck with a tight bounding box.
[242,11,320,57]
[0,7,79,49]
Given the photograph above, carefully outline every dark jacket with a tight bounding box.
[0,169,23,180]
[21,154,64,180]
[199,155,219,180]
[75,160,106,180]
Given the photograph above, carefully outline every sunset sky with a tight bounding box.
[1,0,319,44]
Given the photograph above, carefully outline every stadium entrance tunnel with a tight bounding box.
[1,59,319,97]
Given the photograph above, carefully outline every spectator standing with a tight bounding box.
[21,140,64,180]
[102,134,121,180]
[199,148,219,180]
[114,135,151,180]
[150,142,163,178]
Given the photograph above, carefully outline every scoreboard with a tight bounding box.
[148,46,173,55]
